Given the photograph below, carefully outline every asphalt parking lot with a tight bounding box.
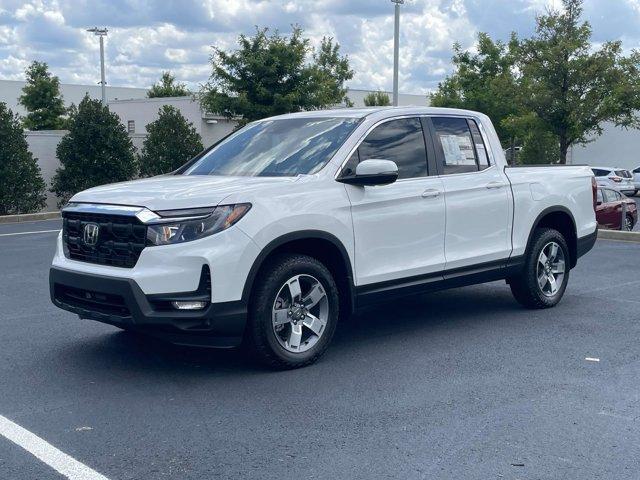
[1,219,639,479]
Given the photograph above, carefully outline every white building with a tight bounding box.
[109,88,429,149]
[108,96,236,150]
[2,79,427,211]
[571,122,640,171]
[0,79,147,116]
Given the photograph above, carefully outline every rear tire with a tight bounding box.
[508,228,570,309]
[246,254,339,369]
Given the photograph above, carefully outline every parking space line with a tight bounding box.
[0,414,109,480]
[0,229,60,237]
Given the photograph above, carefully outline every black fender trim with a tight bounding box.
[523,206,578,266]
[576,228,598,259]
[241,230,356,311]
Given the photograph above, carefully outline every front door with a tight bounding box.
[342,117,446,286]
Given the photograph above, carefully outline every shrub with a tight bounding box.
[0,103,47,214]
[139,105,203,176]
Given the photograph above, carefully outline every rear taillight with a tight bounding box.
[611,176,623,182]
[592,177,597,211]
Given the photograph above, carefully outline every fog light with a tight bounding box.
[171,300,208,310]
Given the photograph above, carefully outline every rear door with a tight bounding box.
[426,116,511,270]
[342,117,446,286]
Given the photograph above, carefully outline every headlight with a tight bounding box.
[146,203,251,246]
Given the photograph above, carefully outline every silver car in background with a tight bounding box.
[591,166,637,196]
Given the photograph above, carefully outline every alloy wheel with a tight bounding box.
[536,241,566,297]
[271,274,329,353]
[624,216,633,231]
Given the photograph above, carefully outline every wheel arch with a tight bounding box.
[527,206,578,268]
[242,231,356,317]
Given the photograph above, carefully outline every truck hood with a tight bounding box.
[70,175,298,211]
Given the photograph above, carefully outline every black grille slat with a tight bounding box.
[63,212,147,268]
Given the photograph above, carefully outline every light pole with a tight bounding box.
[87,27,108,105]
[391,0,404,107]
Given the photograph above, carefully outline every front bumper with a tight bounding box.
[50,267,247,347]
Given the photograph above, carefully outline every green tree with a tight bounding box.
[51,96,136,206]
[139,105,203,176]
[502,113,560,164]
[19,61,66,130]
[200,27,354,126]
[363,91,391,106]
[0,103,47,214]
[147,71,191,98]
[518,0,640,163]
[430,33,521,147]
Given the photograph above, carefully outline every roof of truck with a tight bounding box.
[263,106,487,121]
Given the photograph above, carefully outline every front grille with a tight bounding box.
[54,284,131,317]
[63,212,147,268]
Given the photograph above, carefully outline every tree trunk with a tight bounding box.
[559,134,569,164]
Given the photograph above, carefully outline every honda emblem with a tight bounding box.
[83,223,100,246]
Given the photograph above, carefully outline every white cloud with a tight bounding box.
[0,0,638,95]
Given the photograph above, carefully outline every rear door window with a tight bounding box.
[431,117,481,174]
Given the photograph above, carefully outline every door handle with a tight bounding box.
[422,189,441,198]
[485,181,504,189]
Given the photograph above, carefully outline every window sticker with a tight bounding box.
[440,134,476,165]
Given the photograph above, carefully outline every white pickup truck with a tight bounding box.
[50,107,598,368]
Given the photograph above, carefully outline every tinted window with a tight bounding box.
[592,169,609,177]
[596,189,604,203]
[615,170,631,178]
[184,117,360,177]
[432,117,479,174]
[468,120,490,170]
[634,167,640,173]
[357,118,428,179]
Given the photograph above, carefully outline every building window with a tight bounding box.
[127,120,135,134]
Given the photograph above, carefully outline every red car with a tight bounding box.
[596,187,638,231]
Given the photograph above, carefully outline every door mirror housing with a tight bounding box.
[338,159,399,186]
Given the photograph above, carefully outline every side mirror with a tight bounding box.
[596,201,602,206]
[338,159,399,186]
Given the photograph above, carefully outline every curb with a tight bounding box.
[0,211,61,225]
[597,229,640,243]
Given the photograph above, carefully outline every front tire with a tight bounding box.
[508,228,570,309]
[246,254,339,369]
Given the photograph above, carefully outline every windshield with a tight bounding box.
[183,117,360,177]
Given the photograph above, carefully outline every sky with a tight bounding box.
[0,0,639,95]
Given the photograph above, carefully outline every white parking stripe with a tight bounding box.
[0,415,109,480]
[0,229,60,237]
